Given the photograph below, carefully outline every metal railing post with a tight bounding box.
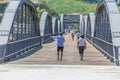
[113,45,116,64]
[118,47,120,66]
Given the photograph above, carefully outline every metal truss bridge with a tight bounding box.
[0,0,120,66]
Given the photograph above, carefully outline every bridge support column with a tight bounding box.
[118,48,120,66]
[60,14,64,33]
[58,20,60,32]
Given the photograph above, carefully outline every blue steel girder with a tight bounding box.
[0,0,41,63]
[86,13,95,43]
[52,18,58,36]
[94,0,120,65]
[39,12,53,43]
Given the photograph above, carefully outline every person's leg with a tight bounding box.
[80,54,83,60]
[57,46,60,60]
[80,46,84,61]
[60,52,63,61]
[57,51,59,60]
[60,47,64,61]
[72,36,74,40]
[79,46,84,61]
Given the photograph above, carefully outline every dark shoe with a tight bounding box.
[60,58,62,61]
[81,58,83,61]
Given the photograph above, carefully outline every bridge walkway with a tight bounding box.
[8,33,115,65]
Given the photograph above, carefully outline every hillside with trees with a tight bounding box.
[1,0,120,22]
[38,0,97,15]
[78,0,99,3]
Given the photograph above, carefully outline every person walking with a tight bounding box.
[76,31,80,40]
[77,34,86,61]
[52,33,65,61]
[71,31,75,40]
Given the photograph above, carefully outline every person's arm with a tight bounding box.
[51,36,58,39]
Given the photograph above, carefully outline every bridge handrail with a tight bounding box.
[93,37,114,46]
[0,42,40,63]
[0,36,41,63]
[5,43,40,58]
[41,34,52,43]
[93,36,120,63]
[86,35,120,63]
[8,36,40,44]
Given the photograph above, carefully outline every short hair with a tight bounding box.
[80,34,84,38]
[59,32,63,36]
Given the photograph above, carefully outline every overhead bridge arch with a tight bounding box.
[82,16,87,35]
[0,0,41,63]
[86,13,95,43]
[40,12,53,43]
[94,0,120,65]
[52,18,58,36]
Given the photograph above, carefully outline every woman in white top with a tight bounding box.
[77,34,86,61]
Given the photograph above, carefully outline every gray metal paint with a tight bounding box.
[95,0,120,65]
[79,14,83,34]
[58,20,61,32]
[88,13,95,37]
[0,1,20,45]
[39,12,48,36]
[60,14,64,32]
[0,0,41,63]
[52,18,58,35]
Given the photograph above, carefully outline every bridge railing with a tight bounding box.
[0,36,41,63]
[41,34,53,43]
[114,46,120,65]
[0,44,6,63]
[86,34,93,44]
[42,32,65,43]
[93,37,120,65]
[41,32,60,43]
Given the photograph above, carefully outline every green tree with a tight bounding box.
[37,0,59,19]
[39,0,97,15]
[72,23,79,30]
[79,0,99,3]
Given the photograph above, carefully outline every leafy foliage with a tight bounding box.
[37,0,59,19]
[38,0,97,15]
[78,0,99,3]
[72,23,79,30]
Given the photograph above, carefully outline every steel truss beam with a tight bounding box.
[0,0,41,63]
[94,0,120,65]
[52,18,58,36]
[86,13,95,43]
[39,12,52,43]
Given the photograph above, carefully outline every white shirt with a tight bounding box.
[78,38,86,46]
